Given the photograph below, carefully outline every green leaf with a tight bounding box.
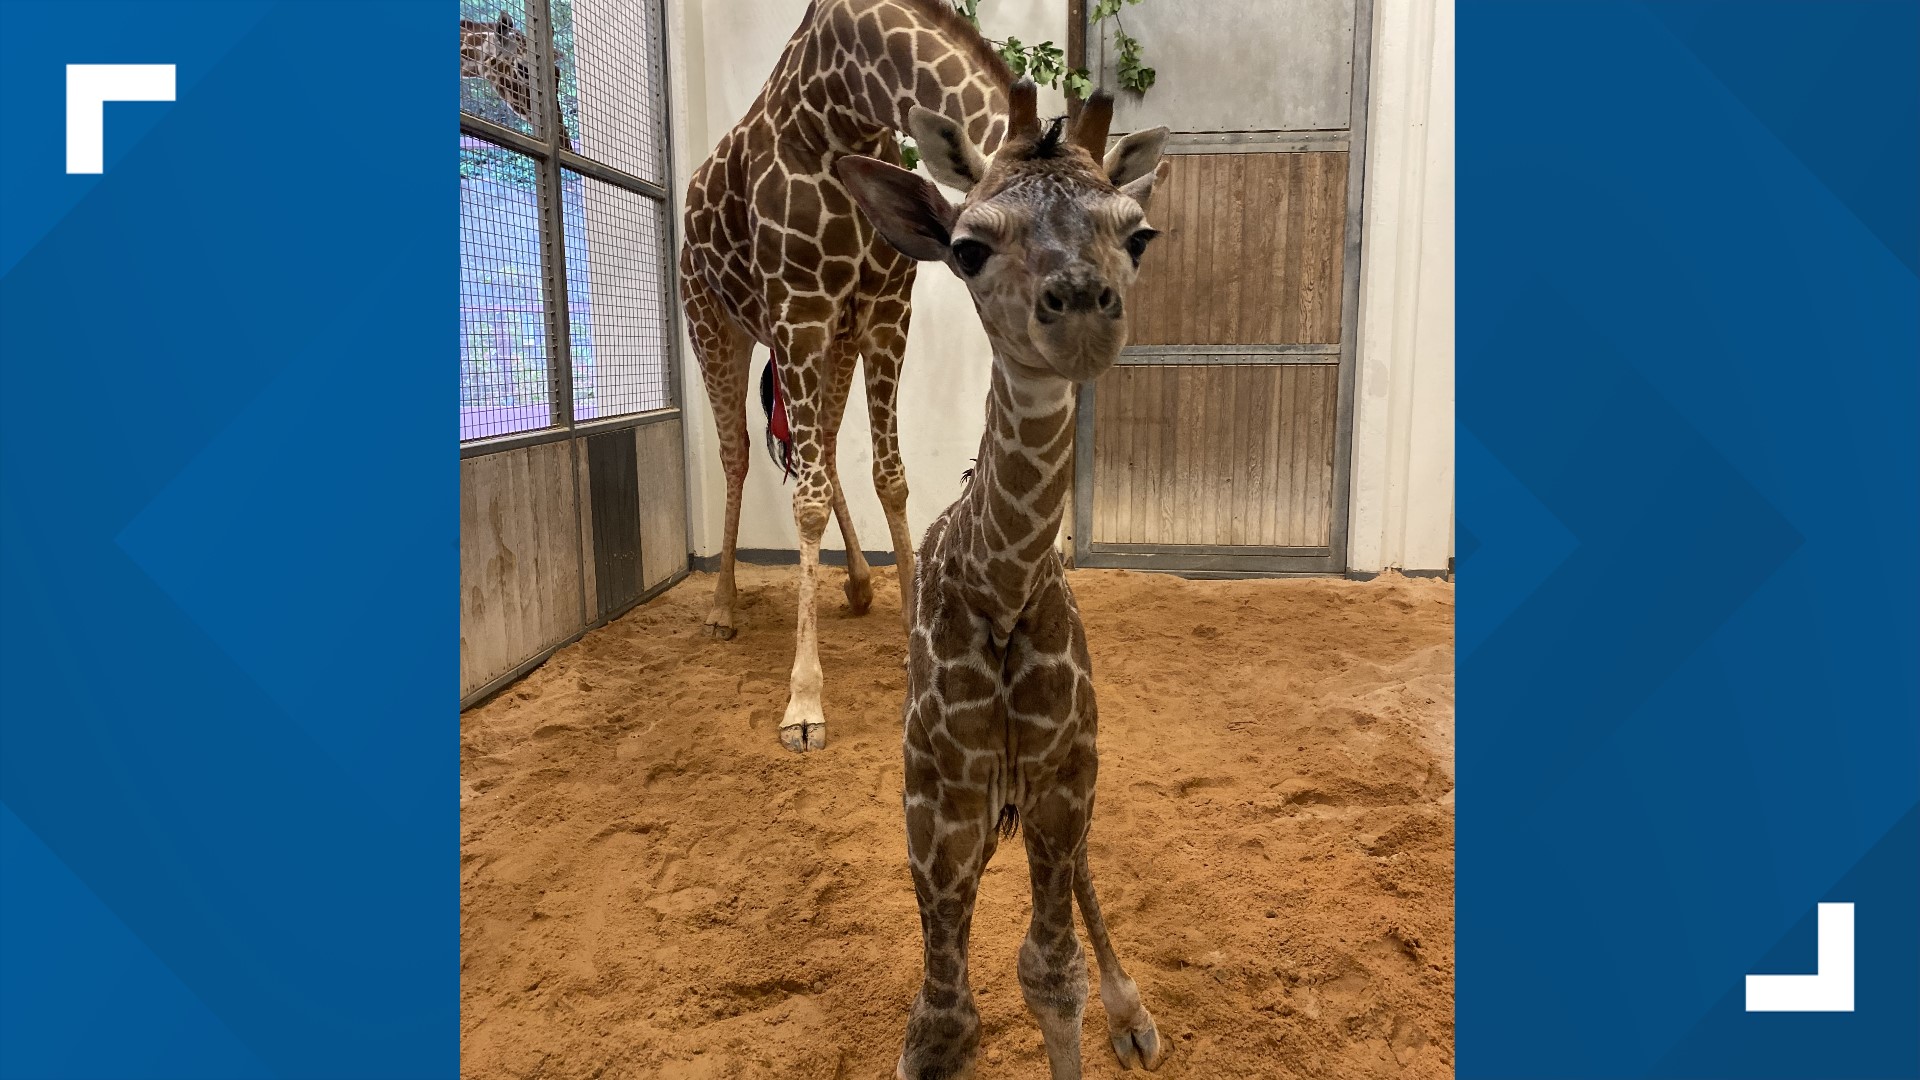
[1025,40,1064,87]
[900,142,921,171]
[1064,68,1093,100]
[997,37,1027,76]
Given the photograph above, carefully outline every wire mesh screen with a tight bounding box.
[460,137,555,441]
[556,0,666,181]
[563,170,670,420]
[460,0,672,446]
[461,0,569,143]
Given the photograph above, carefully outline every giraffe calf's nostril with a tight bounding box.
[1042,291,1066,313]
[1097,288,1116,312]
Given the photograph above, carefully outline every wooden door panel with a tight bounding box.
[1129,152,1348,346]
[1091,364,1337,549]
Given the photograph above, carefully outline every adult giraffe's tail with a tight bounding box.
[758,358,796,481]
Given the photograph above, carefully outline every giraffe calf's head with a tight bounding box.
[837,83,1169,383]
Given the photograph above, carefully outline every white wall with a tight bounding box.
[1348,0,1454,573]
[668,0,1067,560]
[667,0,1454,572]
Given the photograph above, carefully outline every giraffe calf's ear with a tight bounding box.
[1103,126,1169,188]
[907,106,986,193]
[1119,158,1171,213]
[834,155,958,263]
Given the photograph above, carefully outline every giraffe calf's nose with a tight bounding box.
[1036,272,1121,323]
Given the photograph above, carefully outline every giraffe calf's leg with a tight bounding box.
[1074,845,1165,1071]
[1020,823,1091,1080]
[899,671,997,1079]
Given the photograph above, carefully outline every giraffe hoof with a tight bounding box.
[895,1057,972,1080]
[1110,1011,1165,1071]
[778,722,826,752]
[844,575,874,615]
[781,695,826,752]
[702,615,738,640]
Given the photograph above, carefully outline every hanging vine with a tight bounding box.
[900,0,1154,171]
[1084,0,1156,95]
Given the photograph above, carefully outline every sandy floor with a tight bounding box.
[461,565,1454,1080]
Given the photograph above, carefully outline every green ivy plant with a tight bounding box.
[901,0,1153,171]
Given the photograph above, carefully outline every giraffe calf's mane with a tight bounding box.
[965,116,1118,203]
[1030,115,1069,159]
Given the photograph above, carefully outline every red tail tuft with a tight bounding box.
[759,357,796,481]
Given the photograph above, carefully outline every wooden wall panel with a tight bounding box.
[461,419,688,704]
[1129,152,1348,346]
[635,418,688,589]
[1090,364,1337,548]
[459,441,584,698]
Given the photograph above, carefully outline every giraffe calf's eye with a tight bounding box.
[950,239,992,277]
[1125,229,1159,267]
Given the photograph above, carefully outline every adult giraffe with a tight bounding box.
[680,0,1012,751]
[459,10,570,142]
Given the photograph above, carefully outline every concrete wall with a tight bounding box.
[1349,0,1454,572]
[665,0,1453,572]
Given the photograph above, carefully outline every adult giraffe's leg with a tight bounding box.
[860,295,917,629]
[775,323,835,752]
[821,336,873,616]
[684,274,754,640]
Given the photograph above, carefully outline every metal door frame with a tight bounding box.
[1071,0,1374,576]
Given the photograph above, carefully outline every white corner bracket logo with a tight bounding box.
[66,64,176,174]
[1745,902,1854,1012]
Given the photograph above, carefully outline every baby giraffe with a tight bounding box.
[837,82,1170,1080]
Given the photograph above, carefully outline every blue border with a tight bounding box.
[1459,2,1919,1076]
[1,3,454,1076]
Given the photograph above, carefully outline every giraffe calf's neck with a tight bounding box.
[955,356,1077,641]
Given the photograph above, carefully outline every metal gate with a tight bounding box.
[1072,0,1373,574]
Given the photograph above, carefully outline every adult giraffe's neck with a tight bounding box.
[771,0,1010,154]
[956,353,1078,638]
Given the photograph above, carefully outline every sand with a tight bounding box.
[461,565,1454,1080]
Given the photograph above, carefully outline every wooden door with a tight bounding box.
[1073,0,1372,573]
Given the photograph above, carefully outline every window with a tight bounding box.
[458,0,674,444]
